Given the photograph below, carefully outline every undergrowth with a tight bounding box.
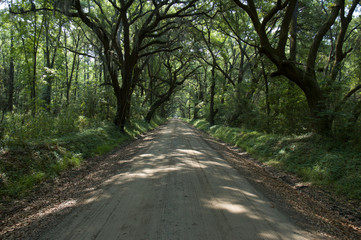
[188,119,361,200]
[0,113,164,200]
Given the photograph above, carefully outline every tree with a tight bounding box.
[144,51,199,122]
[232,0,361,134]
[50,0,206,130]
[41,9,63,110]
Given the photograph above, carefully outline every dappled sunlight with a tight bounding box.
[199,159,231,168]
[258,232,282,240]
[173,149,231,169]
[138,153,154,158]
[178,158,206,168]
[35,120,310,240]
[143,136,155,141]
[176,149,203,156]
[83,194,102,205]
[32,199,78,221]
[222,186,259,199]
[83,191,114,205]
[237,152,248,156]
[160,129,173,135]
[203,197,249,215]
[130,165,183,179]
[179,131,196,136]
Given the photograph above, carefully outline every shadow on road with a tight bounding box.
[13,120,312,240]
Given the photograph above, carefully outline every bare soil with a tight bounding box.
[0,119,360,239]
[190,123,361,239]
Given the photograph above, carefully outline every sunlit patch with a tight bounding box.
[176,149,203,156]
[83,191,112,205]
[124,164,183,179]
[204,198,247,214]
[237,152,248,156]
[181,160,206,168]
[214,201,247,214]
[200,160,230,167]
[84,196,99,204]
[258,232,281,240]
[203,197,262,221]
[37,199,77,218]
[143,136,154,140]
[180,131,195,136]
[222,186,258,198]
[160,129,173,134]
[139,154,154,157]
[84,187,96,192]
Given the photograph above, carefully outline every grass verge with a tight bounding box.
[0,117,164,200]
[187,119,361,200]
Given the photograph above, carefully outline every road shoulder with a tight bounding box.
[0,124,167,240]
[187,121,361,240]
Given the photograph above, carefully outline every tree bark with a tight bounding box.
[65,0,199,130]
[7,29,14,112]
[209,63,216,126]
[65,35,80,106]
[330,0,360,81]
[289,0,298,62]
[261,61,270,131]
[42,16,62,110]
[145,94,171,123]
[31,11,38,115]
[233,0,345,134]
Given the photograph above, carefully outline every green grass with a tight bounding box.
[188,119,361,200]
[0,117,165,200]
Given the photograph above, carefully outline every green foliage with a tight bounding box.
[1,0,361,203]
[189,119,361,200]
[2,108,101,146]
[0,113,165,200]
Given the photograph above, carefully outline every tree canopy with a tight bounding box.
[1,0,361,138]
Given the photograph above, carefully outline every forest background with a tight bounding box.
[0,0,360,201]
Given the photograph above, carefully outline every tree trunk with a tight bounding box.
[42,13,51,109]
[193,77,204,120]
[261,61,270,131]
[30,7,44,115]
[233,0,340,134]
[73,55,80,100]
[113,68,132,131]
[304,84,331,134]
[113,56,142,130]
[42,16,61,110]
[209,64,216,126]
[114,87,131,131]
[281,63,331,134]
[66,52,78,106]
[7,29,14,112]
[31,20,37,115]
[238,43,247,85]
[145,95,170,123]
[289,1,298,62]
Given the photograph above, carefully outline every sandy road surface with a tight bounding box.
[40,120,313,240]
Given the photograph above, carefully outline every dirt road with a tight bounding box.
[40,120,313,240]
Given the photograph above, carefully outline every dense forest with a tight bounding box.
[0,1,361,199]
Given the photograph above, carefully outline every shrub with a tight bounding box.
[189,119,361,200]
[0,116,165,200]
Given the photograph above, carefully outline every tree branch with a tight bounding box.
[138,46,182,59]
[59,46,96,58]
[277,0,297,55]
[306,0,342,74]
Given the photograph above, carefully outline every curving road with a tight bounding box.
[41,120,312,240]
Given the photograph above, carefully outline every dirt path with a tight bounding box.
[39,119,313,240]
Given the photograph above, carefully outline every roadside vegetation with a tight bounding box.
[1,1,361,204]
[0,109,164,200]
[188,119,361,201]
